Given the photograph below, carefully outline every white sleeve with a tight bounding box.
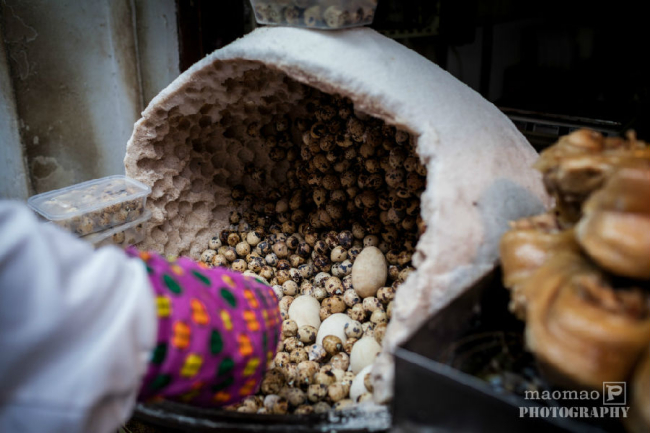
[0,201,157,433]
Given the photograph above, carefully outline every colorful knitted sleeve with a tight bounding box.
[126,248,282,407]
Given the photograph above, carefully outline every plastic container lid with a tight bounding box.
[82,209,152,247]
[27,175,151,221]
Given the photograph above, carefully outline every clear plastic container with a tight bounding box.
[27,175,151,236]
[250,0,377,29]
[82,210,152,248]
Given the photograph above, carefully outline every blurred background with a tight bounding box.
[2,0,648,199]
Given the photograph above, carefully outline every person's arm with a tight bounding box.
[127,247,282,408]
[0,201,157,433]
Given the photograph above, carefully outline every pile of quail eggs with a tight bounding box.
[198,91,425,414]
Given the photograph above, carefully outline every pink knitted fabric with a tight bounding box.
[127,248,281,407]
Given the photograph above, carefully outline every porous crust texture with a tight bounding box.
[125,27,549,403]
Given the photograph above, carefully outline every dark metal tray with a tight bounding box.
[392,269,627,433]
[133,396,390,432]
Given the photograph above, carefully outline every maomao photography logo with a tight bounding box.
[602,382,626,405]
[519,382,629,419]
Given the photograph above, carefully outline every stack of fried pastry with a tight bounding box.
[500,129,650,433]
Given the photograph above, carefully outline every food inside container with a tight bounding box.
[250,0,377,29]
[498,129,650,433]
[81,210,152,248]
[125,27,547,422]
[27,175,151,236]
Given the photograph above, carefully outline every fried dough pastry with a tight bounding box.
[576,163,650,279]
[501,128,650,398]
[499,213,579,319]
[535,129,650,226]
[523,250,650,389]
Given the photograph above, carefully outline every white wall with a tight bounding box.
[0,26,29,200]
[0,0,179,198]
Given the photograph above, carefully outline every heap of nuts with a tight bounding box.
[197,89,426,414]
